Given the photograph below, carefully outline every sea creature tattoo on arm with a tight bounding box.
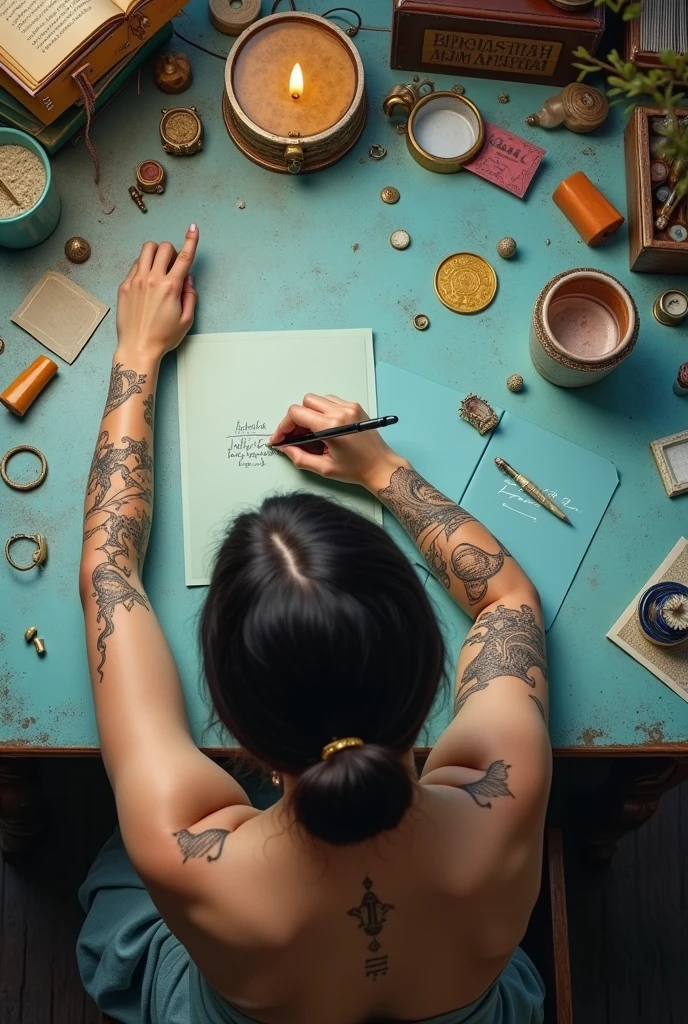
[459,760,514,809]
[378,467,508,601]
[454,604,547,716]
[347,877,395,981]
[378,467,475,541]
[103,363,147,418]
[174,827,231,863]
[84,432,154,680]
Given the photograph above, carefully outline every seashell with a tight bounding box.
[525,84,608,134]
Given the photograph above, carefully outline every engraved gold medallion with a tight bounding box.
[434,253,497,314]
[160,107,203,155]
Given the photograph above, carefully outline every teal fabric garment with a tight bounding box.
[77,829,544,1024]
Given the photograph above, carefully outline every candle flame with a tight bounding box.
[289,62,303,100]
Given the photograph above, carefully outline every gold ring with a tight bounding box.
[5,533,48,572]
[1,445,48,491]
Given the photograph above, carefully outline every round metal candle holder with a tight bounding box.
[383,79,484,174]
[223,12,366,174]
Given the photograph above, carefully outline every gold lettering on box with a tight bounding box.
[421,31,562,78]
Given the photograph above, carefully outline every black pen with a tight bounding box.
[268,415,398,448]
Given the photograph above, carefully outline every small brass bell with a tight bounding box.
[153,51,192,94]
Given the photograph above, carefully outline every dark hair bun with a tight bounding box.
[292,744,413,845]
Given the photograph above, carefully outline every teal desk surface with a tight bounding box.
[2,0,688,753]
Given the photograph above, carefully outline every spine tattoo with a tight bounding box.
[347,877,395,981]
[454,604,547,716]
[378,467,508,603]
[84,368,155,681]
[174,828,231,863]
[459,760,514,809]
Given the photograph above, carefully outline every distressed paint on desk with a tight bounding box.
[1,0,688,751]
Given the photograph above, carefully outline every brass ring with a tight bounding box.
[0,445,48,491]
[5,533,48,572]
[368,144,387,161]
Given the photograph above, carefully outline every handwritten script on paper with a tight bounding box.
[499,479,582,522]
[465,122,545,199]
[226,420,274,469]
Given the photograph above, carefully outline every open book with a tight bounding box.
[0,0,182,91]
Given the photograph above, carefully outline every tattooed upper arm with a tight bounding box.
[454,603,547,717]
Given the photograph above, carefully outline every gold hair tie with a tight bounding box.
[321,737,364,760]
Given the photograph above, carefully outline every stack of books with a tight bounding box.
[0,0,187,152]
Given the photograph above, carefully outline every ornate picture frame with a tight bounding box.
[650,430,688,497]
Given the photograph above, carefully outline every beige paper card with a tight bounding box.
[11,271,109,364]
[607,538,688,703]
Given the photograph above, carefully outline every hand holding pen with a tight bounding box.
[268,394,404,492]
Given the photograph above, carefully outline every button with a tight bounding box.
[390,229,410,250]
[381,186,400,204]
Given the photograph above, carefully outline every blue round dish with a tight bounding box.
[0,127,61,248]
[637,581,688,647]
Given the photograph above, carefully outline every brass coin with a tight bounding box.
[381,186,400,205]
[434,253,497,314]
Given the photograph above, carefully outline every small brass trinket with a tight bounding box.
[497,92,510,103]
[153,51,192,94]
[390,229,410,250]
[128,185,147,212]
[24,626,37,642]
[413,314,430,331]
[160,107,203,156]
[5,533,48,572]
[506,374,524,392]
[368,144,387,161]
[435,253,497,314]
[497,237,517,259]
[459,394,498,436]
[64,236,91,263]
[381,186,400,204]
[653,289,688,326]
[525,83,608,134]
[33,637,46,656]
[135,159,166,194]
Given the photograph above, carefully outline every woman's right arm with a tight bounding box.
[270,395,551,828]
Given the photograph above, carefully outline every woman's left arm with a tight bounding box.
[80,228,257,885]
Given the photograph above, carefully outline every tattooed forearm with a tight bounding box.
[103,363,147,418]
[174,828,231,863]
[459,760,514,809]
[529,694,547,723]
[143,393,154,427]
[454,604,547,716]
[85,431,153,516]
[347,877,395,980]
[83,510,151,569]
[92,562,149,681]
[378,467,475,541]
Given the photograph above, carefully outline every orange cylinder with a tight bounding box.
[552,170,624,247]
[0,355,58,416]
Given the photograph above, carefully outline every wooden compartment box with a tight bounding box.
[391,0,605,87]
[625,105,688,274]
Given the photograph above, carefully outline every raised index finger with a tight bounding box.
[169,223,199,280]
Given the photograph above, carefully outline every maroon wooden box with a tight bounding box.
[391,0,604,87]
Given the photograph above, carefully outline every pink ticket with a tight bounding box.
[464,122,546,199]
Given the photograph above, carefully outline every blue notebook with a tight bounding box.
[376,362,618,630]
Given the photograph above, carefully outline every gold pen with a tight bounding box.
[494,457,572,525]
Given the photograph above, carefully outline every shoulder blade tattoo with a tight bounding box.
[174,828,230,863]
[459,760,514,809]
[103,363,147,418]
[378,467,475,541]
[454,604,547,716]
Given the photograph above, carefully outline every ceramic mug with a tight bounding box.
[0,127,61,249]
[530,268,639,387]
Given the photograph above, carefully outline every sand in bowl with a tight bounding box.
[0,144,46,218]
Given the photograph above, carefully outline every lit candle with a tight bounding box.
[290,62,303,101]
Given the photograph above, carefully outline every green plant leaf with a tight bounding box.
[622,2,642,19]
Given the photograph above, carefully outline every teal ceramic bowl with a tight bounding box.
[0,127,61,248]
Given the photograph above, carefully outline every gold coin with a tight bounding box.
[434,253,497,314]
